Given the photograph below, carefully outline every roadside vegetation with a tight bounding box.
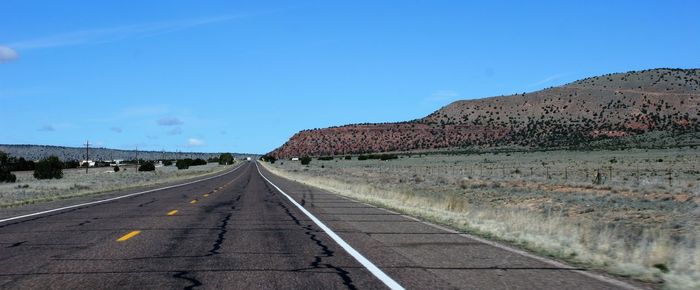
[0,150,238,207]
[263,148,700,289]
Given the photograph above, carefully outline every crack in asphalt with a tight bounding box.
[275,201,357,290]
[206,213,232,257]
[137,199,157,208]
[5,241,26,248]
[172,271,203,290]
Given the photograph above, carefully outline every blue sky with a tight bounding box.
[1,1,699,154]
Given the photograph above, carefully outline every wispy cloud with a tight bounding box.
[158,117,183,126]
[425,90,460,102]
[110,127,123,133]
[527,74,566,87]
[7,14,243,50]
[167,127,183,135]
[0,46,19,63]
[38,125,55,132]
[186,138,205,147]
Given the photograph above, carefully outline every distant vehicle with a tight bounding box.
[245,157,252,161]
[291,157,299,161]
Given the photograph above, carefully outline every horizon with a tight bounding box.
[2,1,699,154]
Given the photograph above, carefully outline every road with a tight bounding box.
[0,161,644,289]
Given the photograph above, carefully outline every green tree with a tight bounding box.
[34,156,64,180]
[219,153,234,165]
[300,156,312,165]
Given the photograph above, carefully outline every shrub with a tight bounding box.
[64,160,80,169]
[261,155,276,163]
[300,156,312,165]
[0,170,16,183]
[138,162,156,172]
[358,155,369,160]
[219,153,234,165]
[113,166,120,172]
[176,159,190,170]
[33,156,64,180]
[191,158,207,166]
[163,160,173,166]
[344,156,352,160]
[0,151,17,183]
[10,157,35,171]
[318,156,333,161]
[379,154,398,161]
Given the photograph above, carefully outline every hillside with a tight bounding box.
[271,68,700,158]
[0,144,242,161]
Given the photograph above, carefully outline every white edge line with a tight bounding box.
[0,163,245,224]
[255,162,405,290]
[283,177,646,290]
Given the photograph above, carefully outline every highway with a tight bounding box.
[0,161,644,289]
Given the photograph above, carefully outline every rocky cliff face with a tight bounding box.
[271,69,700,158]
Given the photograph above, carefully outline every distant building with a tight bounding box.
[291,157,299,161]
[109,159,124,167]
[81,160,96,167]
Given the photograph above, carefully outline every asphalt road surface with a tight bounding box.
[0,162,646,289]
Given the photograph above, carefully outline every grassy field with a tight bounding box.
[263,148,700,289]
[0,163,232,207]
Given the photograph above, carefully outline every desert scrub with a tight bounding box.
[263,148,700,289]
[0,163,231,207]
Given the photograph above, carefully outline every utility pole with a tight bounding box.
[135,146,139,170]
[84,140,90,174]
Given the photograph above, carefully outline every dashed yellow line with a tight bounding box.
[166,210,178,216]
[190,200,198,204]
[203,194,209,197]
[117,230,141,242]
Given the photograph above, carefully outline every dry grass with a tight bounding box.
[0,163,232,207]
[263,148,700,290]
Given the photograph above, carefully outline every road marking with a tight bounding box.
[117,230,141,242]
[203,194,210,197]
[268,166,642,290]
[255,162,404,290]
[0,164,245,224]
[190,200,198,204]
[166,210,178,216]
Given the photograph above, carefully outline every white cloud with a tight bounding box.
[186,138,205,147]
[0,46,19,63]
[7,15,243,50]
[425,90,460,102]
[157,117,183,126]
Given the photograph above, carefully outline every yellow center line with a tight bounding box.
[117,230,141,242]
[203,194,209,197]
[166,210,178,216]
[190,200,198,204]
